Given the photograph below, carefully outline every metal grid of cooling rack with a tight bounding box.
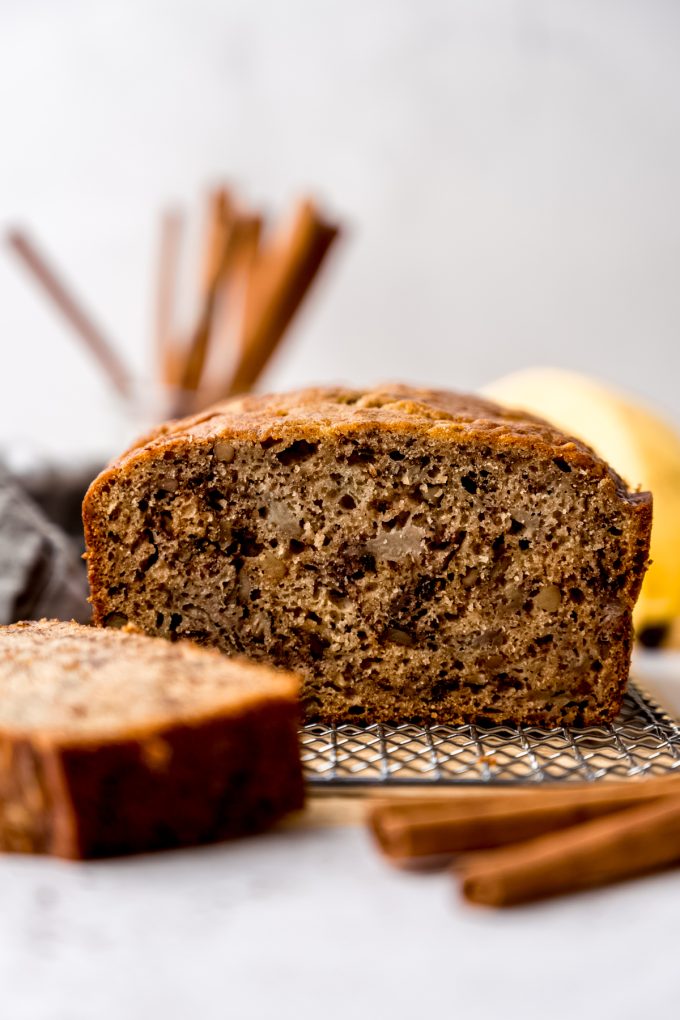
[301,682,680,785]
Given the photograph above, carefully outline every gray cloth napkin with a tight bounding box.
[0,464,90,624]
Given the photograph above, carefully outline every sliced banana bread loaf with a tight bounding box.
[0,619,303,858]
[84,385,652,727]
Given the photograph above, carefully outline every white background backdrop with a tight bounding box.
[1,0,680,457]
[1,5,680,1018]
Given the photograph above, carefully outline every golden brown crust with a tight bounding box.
[51,701,304,859]
[91,383,630,485]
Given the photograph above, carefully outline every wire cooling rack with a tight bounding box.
[301,682,680,786]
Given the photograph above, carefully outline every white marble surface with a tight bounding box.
[1,3,680,1016]
[1,801,679,1020]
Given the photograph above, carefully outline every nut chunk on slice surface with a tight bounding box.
[84,384,652,728]
[0,620,303,859]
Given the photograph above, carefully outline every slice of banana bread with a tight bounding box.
[0,619,303,858]
[84,385,652,727]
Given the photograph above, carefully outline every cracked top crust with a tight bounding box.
[104,384,642,500]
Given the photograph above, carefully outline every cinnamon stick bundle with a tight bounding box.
[160,190,339,414]
[7,185,341,421]
[369,778,680,865]
[458,794,680,907]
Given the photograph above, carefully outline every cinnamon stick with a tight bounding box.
[198,214,262,408]
[369,777,680,865]
[179,188,237,396]
[458,794,680,907]
[155,209,184,388]
[228,198,339,396]
[6,230,133,401]
[199,187,233,296]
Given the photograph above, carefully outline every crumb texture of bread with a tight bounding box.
[0,620,303,858]
[84,384,652,728]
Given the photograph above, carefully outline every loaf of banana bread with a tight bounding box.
[84,385,652,726]
[0,619,303,858]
